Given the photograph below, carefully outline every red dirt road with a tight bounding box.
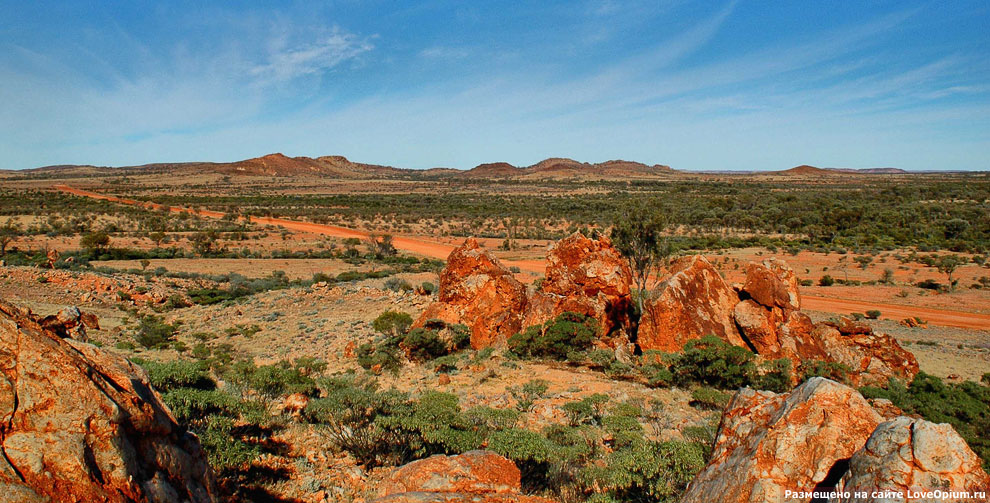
[55,185,990,330]
[802,295,990,330]
[54,184,543,274]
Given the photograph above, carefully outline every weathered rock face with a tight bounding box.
[742,257,800,312]
[374,451,554,503]
[415,238,529,349]
[541,232,632,299]
[830,417,990,503]
[637,255,745,352]
[0,299,217,503]
[521,233,633,341]
[38,305,89,341]
[815,321,920,387]
[681,378,883,503]
[733,299,782,355]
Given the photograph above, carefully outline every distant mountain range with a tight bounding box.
[13,155,918,179]
[774,164,908,175]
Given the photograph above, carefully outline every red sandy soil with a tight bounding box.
[54,185,990,330]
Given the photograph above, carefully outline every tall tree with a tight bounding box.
[610,202,672,317]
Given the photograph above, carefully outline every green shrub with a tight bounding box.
[488,428,557,491]
[161,388,243,423]
[419,281,437,294]
[465,406,521,433]
[431,354,459,373]
[133,314,178,349]
[690,388,730,410]
[865,309,882,319]
[401,328,448,362]
[799,360,852,384]
[142,360,214,391]
[511,379,550,411]
[379,391,483,459]
[668,335,756,389]
[563,394,610,426]
[580,440,705,502]
[304,378,411,467]
[818,275,835,286]
[384,277,413,292]
[198,415,261,472]
[754,358,792,393]
[356,339,402,372]
[248,363,318,398]
[372,310,413,336]
[509,312,597,360]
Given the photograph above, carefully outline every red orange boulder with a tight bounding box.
[681,378,883,503]
[814,321,919,387]
[374,451,555,503]
[742,257,801,312]
[522,233,633,342]
[832,417,990,502]
[637,255,745,352]
[0,299,217,503]
[414,238,529,348]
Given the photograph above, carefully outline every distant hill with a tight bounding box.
[464,158,674,179]
[22,156,923,180]
[774,165,909,176]
[28,153,402,179]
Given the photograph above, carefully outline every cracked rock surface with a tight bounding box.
[0,298,217,503]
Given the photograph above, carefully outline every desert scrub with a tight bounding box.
[136,358,271,473]
[132,314,179,349]
[508,311,598,360]
[510,379,551,411]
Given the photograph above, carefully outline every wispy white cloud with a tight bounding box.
[419,46,470,60]
[249,27,373,84]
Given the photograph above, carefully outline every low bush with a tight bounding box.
[508,312,597,360]
[372,310,413,336]
[143,360,214,391]
[798,360,852,384]
[667,335,757,389]
[690,387,730,410]
[133,314,178,349]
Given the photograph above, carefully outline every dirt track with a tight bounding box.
[802,296,990,330]
[55,185,990,330]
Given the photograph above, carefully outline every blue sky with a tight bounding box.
[1,1,988,171]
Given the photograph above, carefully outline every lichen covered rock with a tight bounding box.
[374,451,554,503]
[681,378,882,503]
[830,417,990,503]
[638,255,745,352]
[415,238,529,348]
[0,299,217,503]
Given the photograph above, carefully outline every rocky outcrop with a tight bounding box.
[415,238,529,348]
[637,255,745,352]
[815,320,920,387]
[374,451,554,503]
[38,305,90,341]
[0,299,217,503]
[741,257,801,312]
[730,259,916,387]
[831,417,990,503]
[681,378,883,503]
[732,259,830,373]
[733,299,782,355]
[522,233,632,342]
